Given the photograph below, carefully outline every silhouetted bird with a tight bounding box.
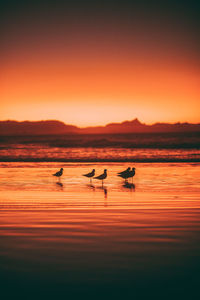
[117,167,131,176]
[94,169,107,185]
[118,167,135,182]
[53,168,63,179]
[83,169,95,183]
[126,167,136,182]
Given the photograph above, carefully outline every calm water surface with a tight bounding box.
[0,162,200,298]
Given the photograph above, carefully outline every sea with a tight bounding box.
[0,133,200,299]
[0,132,200,162]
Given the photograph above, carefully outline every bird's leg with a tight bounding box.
[90,178,92,184]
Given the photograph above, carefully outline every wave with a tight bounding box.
[1,132,200,149]
[0,157,199,163]
[1,133,200,163]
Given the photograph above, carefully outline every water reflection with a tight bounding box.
[123,182,135,190]
[87,183,95,190]
[87,184,108,199]
[84,183,108,206]
[96,186,108,207]
[0,163,200,297]
[103,187,108,207]
[56,181,63,189]
[103,187,108,199]
[97,186,108,206]
[1,143,200,162]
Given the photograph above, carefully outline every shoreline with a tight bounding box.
[0,158,200,163]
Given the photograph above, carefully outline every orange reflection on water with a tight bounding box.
[0,162,200,293]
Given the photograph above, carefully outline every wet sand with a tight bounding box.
[0,162,200,299]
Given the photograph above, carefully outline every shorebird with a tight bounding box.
[83,169,95,183]
[126,167,136,182]
[118,167,135,183]
[53,168,63,180]
[94,169,107,185]
[117,167,131,176]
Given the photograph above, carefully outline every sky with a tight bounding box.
[1,0,199,126]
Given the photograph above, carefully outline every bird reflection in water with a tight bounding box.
[123,182,135,190]
[86,183,107,206]
[96,186,108,206]
[56,181,63,189]
[87,183,95,190]
[103,187,108,207]
[103,187,108,199]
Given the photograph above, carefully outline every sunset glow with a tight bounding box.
[1,2,200,298]
[1,1,199,126]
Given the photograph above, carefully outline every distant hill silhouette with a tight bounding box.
[0,120,79,135]
[0,119,200,135]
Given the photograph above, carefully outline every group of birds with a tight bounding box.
[53,167,135,185]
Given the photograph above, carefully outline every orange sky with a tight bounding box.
[1,1,199,126]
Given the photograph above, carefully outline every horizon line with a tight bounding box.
[1,118,200,128]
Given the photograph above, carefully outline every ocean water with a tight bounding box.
[0,145,200,162]
[0,132,200,162]
[0,162,200,299]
